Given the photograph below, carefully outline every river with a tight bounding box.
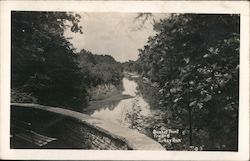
[84,75,156,134]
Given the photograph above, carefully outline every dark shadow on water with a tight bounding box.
[83,99,121,115]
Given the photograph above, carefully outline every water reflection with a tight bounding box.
[87,99,120,113]
[86,77,153,130]
[122,78,138,96]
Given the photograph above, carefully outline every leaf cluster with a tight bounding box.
[136,14,239,150]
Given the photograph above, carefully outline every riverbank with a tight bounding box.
[83,94,133,112]
[125,73,162,111]
[82,73,169,149]
[87,83,123,101]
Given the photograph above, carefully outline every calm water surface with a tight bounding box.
[85,77,153,129]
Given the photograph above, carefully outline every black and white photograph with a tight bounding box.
[10,11,240,151]
[0,0,249,160]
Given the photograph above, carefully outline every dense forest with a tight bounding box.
[124,14,239,151]
[11,11,123,112]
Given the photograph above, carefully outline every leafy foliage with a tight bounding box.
[11,11,123,112]
[11,11,87,112]
[77,49,123,86]
[135,14,239,150]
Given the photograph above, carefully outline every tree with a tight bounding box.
[77,49,123,86]
[11,11,87,112]
[137,14,239,150]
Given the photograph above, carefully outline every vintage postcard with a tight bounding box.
[0,0,249,160]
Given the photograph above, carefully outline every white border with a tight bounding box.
[0,1,249,160]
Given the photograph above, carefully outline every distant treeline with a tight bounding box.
[11,11,123,112]
[78,49,123,86]
[124,14,239,151]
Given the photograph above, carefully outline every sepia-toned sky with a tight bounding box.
[64,12,168,62]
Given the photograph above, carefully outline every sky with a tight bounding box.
[64,12,168,62]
